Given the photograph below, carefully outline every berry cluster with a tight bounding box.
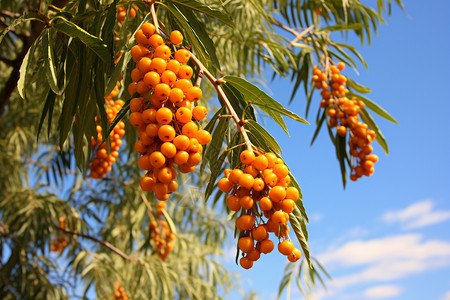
[51,216,68,252]
[127,25,211,201]
[149,202,175,261]
[117,5,137,24]
[113,282,129,300]
[217,150,302,269]
[88,96,126,179]
[313,63,378,181]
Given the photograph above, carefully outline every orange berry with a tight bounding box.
[238,174,255,190]
[173,150,189,165]
[240,150,255,165]
[140,176,155,191]
[252,178,265,191]
[186,86,202,102]
[235,214,255,231]
[196,129,211,145]
[265,153,277,168]
[156,167,174,184]
[181,121,198,138]
[145,123,159,137]
[175,107,192,124]
[134,140,147,154]
[269,186,286,202]
[260,239,274,254]
[187,152,202,165]
[136,80,150,94]
[148,34,164,49]
[273,163,289,179]
[226,195,241,211]
[177,65,193,80]
[128,82,138,96]
[217,177,233,193]
[252,225,268,241]
[278,240,294,255]
[253,155,269,171]
[156,107,173,124]
[272,211,286,225]
[149,151,166,168]
[263,171,278,187]
[367,154,379,163]
[192,106,207,121]
[161,70,177,86]
[229,169,243,184]
[143,71,160,88]
[174,49,190,63]
[170,30,183,44]
[154,45,171,60]
[238,237,254,254]
[259,197,273,211]
[141,22,155,36]
[285,187,299,201]
[131,45,149,62]
[239,195,254,210]
[247,248,261,261]
[173,79,192,93]
[150,58,167,74]
[169,88,185,104]
[137,57,153,73]
[337,62,346,71]
[130,97,144,112]
[166,59,181,74]
[168,180,178,192]
[287,248,302,262]
[153,182,168,195]
[160,142,177,158]
[142,107,157,124]
[131,68,144,82]
[158,125,176,142]
[137,154,152,170]
[280,199,295,214]
[239,257,253,269]
[173,135,190,151]
[135,29,149,45]
[129,112,144,127]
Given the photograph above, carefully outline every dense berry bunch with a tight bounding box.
[128,25,211,201]
[88,96,126,179]
[313,63,378,181]
[217,150,302,269]
[117,5,138,24]
[149,202,175,261]
[51,216,68,252]
[113,282,129,300]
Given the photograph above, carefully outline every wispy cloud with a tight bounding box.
[381,199,450,229]
[363,285,403,298]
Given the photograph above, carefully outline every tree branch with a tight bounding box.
[54,225,143,264]
[189,52,253,152]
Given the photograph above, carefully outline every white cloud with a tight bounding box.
[363,285,403,298]
[313,234,450,299]
[381,199,450,229]
[441,291,450,300]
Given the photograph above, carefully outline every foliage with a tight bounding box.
[0,0,402,299]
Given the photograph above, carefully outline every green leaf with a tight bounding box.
[105,95,132,141]
[37,89,56,141]
[335,134,348,188]
[206,117,229,175]
[221,76,309,135]
[346,78,371,93]
[246,120,282,154]
[348,92,398,124]
[319,23,364,32]
[359,107,389,155]
[204,151,227,200]
[310,111,326,146]
[167,0,234,27]
[44,29,62,95]
[17,33,41,100]
[51,17,112,65]
[0,11,43,44]
[290,207,311,267]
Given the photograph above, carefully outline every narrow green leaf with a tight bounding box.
[37,89,56,141]
[51,17,112,64]
[44,29,62,95]
[246,120,282,154]
[310,111,326,146]
[346,78,371,93]
[348,92,398,124]
[17,34,40,100]
[290,207,311,267]
[221,76,309,134]
[167,0,234,27]
[204,151,227,200]
[105,95,132,141]
[335,134,348,188]
[206,117,229,174]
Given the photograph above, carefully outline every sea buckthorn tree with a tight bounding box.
[0,0,402,299]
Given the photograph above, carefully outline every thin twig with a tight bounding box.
[150,2,159,35]
[54,225,142,264]
[189,52,253,152]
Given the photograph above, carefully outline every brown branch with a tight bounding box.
[189,52,253,152]
[54,225,143,264]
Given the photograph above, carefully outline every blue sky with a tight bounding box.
[222,1,450,299]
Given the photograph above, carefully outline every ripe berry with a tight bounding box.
[170,30,183,44]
